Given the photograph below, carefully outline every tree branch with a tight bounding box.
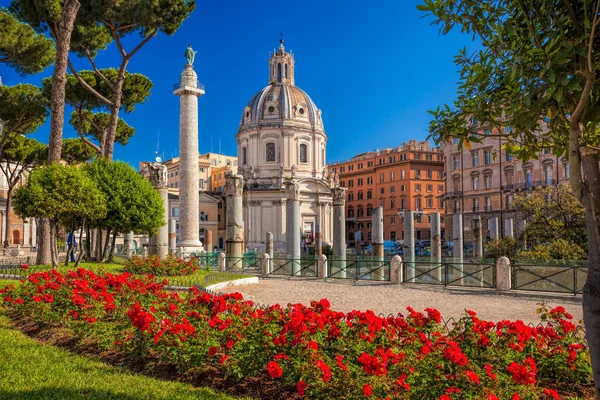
[516,0,546,59]
[67,59,114,107]
[83,48,114,90]
[126,29,158,60]
[588,0,600,72]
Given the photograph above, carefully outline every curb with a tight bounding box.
[205,276,259,291]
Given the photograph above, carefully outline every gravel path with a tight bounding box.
[220,279,583,324]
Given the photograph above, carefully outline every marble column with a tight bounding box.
[173,62,204,251]
[205,230,213,253]
[331,187,347,278]
[225,173,244,270]
[403,210,415,279]
[125,232,134,257]
[430,211,442,283]
[23,219,30,247]
[489,216,499,240]
[149,163,169,259]
[285,181,301,275]
[453,213,464,285]
[169,219,176,251]
[315,223,322,257]
[473,215,483,258]
[31,218,37,248]
[266,231,273,274]
[372,207,384,280]
[1,211,6,244]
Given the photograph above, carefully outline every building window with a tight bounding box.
[564,162,570,179]
[415,153,421,160]
[357,206,364,217]
[391,217,395,225]
[484,150,491,165]
[415,184,421,192]
[172,207,179,217]
[485,197,492,210]
[348,179,354,187]
[200,211,208,221]
[358,191,363,200]
[242,147,247,165]
[367,191,372,199]
[401,199,406,210]
[416,169,421,178]
[199,179,205,189]
[348,193,354,201]
[426,184,433,192]
[427,170,432,179]
[453,138,459,144]
[438,198,444,208]
[438,184,444,192]
[401,185,405,192]
[380,187,385,194]
[472,176,479,190]
[506,152,512,161]
[348,207,354,218]
[390,171,395,181]
[358,178,363,186]
[390,199,395,209]
[415,197,422,210]
[472,152,479,167]
[299,144,308,163]
[367,177,373,185]
[437,171,443,180]
[367,205,373,216]
[379,173,384,183]
[390,156,395,163]
[266,143,276,162]
[212,159,217,166]
[401,170,405,179]
[426,197,433,208]
[390,186,395,193]
[453,156,460,170]
[401,154,407,161]
[473,198,479,211]
[544,165,553,185]
[525,169,532,187]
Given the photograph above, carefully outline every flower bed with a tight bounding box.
[124,255,198,276]
[0,268,592,399]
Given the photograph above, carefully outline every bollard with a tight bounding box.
[218,252,226,273]
[261,253,270,276]
[391,256,403,284]
[318,254,328,280]
[496,256,511,291]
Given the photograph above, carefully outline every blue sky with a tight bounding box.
[0,0,476,169]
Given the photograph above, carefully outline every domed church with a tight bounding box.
[236,39,335,249]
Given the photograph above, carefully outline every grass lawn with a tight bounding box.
[0,313,249,400]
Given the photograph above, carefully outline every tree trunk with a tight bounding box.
[35,219,52,265]
[107,230,117,262]
[101,228,111,262]
[95,228,103,261]
[4,188,11,245]
[47,0,80,163]
[85,225,91,260]
[48,220,59,268]
[104,63,128,160]
[74,220,85,268]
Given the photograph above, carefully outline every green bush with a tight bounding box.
[518,239,586,261]
[484,237,517,260]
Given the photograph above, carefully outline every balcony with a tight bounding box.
[173,80,205,91]
[471,206,480,212]
[502,179,558,191]
[484,205,493,211]
[444,191,463,198]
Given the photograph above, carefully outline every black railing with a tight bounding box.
[328,256,391,281]
[512,262,587,295]
[270,257,318,277]
[403,260,496,288]
[173,80,205,91]
[196,253,219,271]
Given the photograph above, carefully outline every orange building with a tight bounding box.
[329,140,445,244]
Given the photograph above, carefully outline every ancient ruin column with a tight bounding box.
[315,223,322,257]
[505,218,514,238]
[331,187,347,278]
[266,231,273,274]
[453,213,464,284]
[23,219,30,248]
[31,218,37,249]
[125,232,134,257]
[489,216,499,240]
[225,173,244,270]
[430,211,442,283]
[285,182,301,275]
[173,60,204,252]
[403,210,415,280]
[473,215,483,258]
[205,230,213,253]
[149,163,169,259]
[372,207,385,280]
[169,219,176,251]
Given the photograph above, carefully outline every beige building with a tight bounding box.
[441,124,569,244]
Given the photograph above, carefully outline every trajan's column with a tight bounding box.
[174,45,205,252]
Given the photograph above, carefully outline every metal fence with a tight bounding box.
[225,253,261,274]
[0,257,33,279]
[403,260,496,288]
[328,256,391,281]
[196,253,219,271]
[512,261,587,295]
[270,257,318,277]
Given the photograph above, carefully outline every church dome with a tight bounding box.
[241,83,322,127]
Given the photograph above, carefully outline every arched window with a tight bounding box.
[242,147,247,165]
[348,206,354,218]
[357,205,364,218]
[299,144,308,163]
[266,143,276,162]
[285,63,288,78]
[277,63,282,82]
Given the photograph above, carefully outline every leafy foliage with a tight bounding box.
[512,185,587,249]
[485,237,517,260]
[124,255,199,276]
[84,158,164,236]
[0,84,48,137]
[0,8,54,75]
[519,239,587,261]
[61,138,96,164]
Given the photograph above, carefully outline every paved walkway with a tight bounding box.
[221,278,583,324]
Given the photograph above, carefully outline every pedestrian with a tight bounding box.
[67,231,77,262]
[3,239,8,256]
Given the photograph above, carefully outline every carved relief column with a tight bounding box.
[331,187,347,278]
[225,173,245,270]
[149,163,169,259]
[284,181,301,274]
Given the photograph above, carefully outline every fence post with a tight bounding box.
[391,256,403,284]
[318,254,327,280]
[496,257,511,291]
[261,253,270,276]
[218,252,226,272]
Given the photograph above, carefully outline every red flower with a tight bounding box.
[41,293,54,303]
[208,346,218,356]
[484,364,497,381]
[511,395,521,400]
[465,370,480,384]
[296,380,308,396]
[267,361,283,378]
[32,296,41,303]
[363,384,372,397]
[219,355,229,364]
[316,360,332,382]
[13,298,24,304]
[543,389,559,400]
[226,339,235,349]
[20,264,28,270]
[506,357,536,385]
[439,395,451,400]
[488,395,499,400]
[335,355,348,371]
[467,310,477,316]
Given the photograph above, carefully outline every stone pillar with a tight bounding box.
[285,181,301,275]
[390,255,403,284]
[1,211,6,244]
[473,216,483,258]
[225,174,244,270]
[430,211,442,283]
[505,218,514,238]
[148,163,169,259]
[372,207,385,280]
[31,218,37,249]
[261,253,270,276]
[317,254,327,280]
[169,219,176,252]
[331,187,347,278]
[496,256,511,291]
[218,252,226,272]
[205,230,213,254]
[452,213,464,285]
[124,232,134,258]
[23,219,30,247]
[489,216,499,240]
[315,223,322,257]
[403,211,415,280]
[266,232,273,259]
[173,62,205,251]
